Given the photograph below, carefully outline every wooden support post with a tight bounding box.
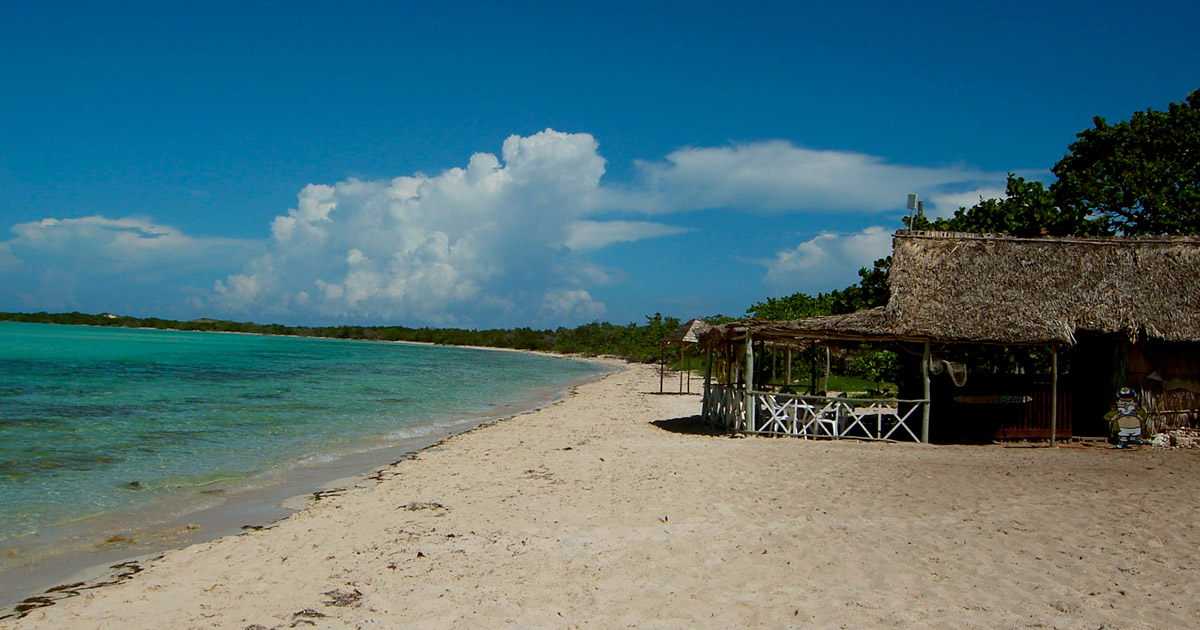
[744,335,755,432]
[703,342,713,421]
[720,340,729,386]
[810,347,817,394]
[1050,346,1059,447]
[659,342,665,394]
[922,342,931,443]
[682,346,690,393]
[678,346,684,392]
[772,349,778,388]
[785,348,792,388]
[823,346,831,394]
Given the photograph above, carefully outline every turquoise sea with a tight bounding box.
[0,321,607,607]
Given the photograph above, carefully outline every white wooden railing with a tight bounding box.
[705,384,927,442]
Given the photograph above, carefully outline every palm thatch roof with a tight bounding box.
[888,231,1200,344]
[705,308,895,346]
[704,231,1200,347]
[661,319,713,344]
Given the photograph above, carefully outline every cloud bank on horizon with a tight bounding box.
[0,129,1008,327]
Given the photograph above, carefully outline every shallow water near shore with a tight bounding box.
[0,321,608,607]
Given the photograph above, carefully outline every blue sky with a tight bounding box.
[2,1,1197,328]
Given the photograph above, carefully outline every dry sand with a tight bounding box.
[4,362,1199,629]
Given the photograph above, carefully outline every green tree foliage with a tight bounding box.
[745,292,833,320]
[829,257,891,313]
[908,175,1098,237]
[1051,88,1200,235]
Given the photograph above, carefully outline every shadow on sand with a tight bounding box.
[651,415,728,436]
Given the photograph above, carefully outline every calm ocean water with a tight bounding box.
[0,321,606,600]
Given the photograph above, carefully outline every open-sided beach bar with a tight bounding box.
[701,308,932,441]
[700,231,1200,443]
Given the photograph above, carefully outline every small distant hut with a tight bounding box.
[701,231,1200,443]
[659,319,712,394]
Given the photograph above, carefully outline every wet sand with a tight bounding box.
[4,362,1199,629]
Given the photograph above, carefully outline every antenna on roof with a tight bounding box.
[906,194,919,227]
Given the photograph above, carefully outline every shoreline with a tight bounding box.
[5,362,1200,628]
[0,353,620,614]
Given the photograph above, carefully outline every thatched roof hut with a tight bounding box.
[700,231,1200,440]
[659,319,713,394]
[660,319,713,345]
[888,231,1200,345]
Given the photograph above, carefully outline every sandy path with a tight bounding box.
[4,362,1199,629]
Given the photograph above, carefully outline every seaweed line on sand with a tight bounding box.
[0,560,148,620]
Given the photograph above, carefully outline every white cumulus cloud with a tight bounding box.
[763,226,894,294]
[616,140,1005,216]
[209,129,657,326]
[543,289,605,319]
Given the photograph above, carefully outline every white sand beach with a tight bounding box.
[4,361,1199,629]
